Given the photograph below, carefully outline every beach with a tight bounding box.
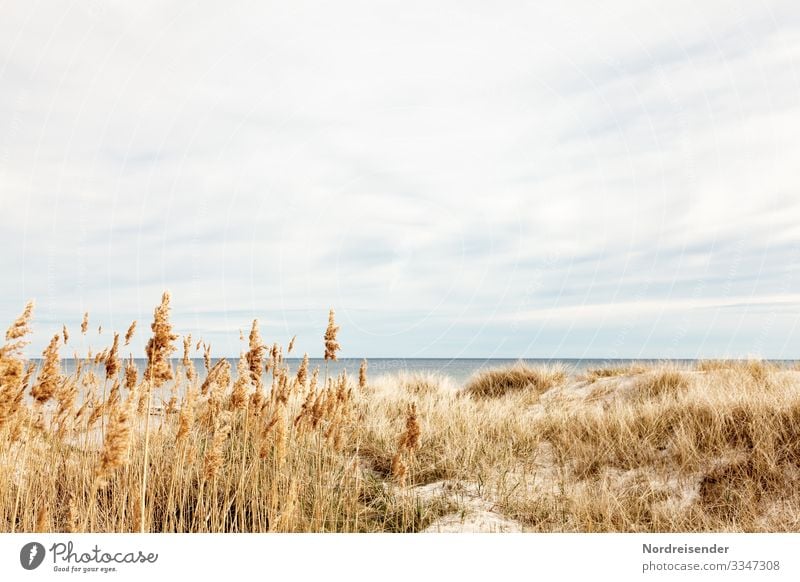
[3,296,800,533]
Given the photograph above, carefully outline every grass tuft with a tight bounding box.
[464,363,567,399]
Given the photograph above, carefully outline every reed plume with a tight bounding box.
[399,403,420,451]
[296,353,309,386]
[143,292,178,387]
[21,361,35,390]
[176,387,196,443]
[201,359,230,397]
[87,395,104,430]
[31,334,62,405]
[203,421,231,481]
[287,335,296,354]
[270,342,281,372]
[246,319,265,393]
[0,370,27,432]
[94,349,107,366]
[141,291,178,533]
[5,300,34,344]
[124,321,137,345]
[294,385,316,430]
[81,312,88,334]
[391,403,420,485]
[107,378,121,411]
[62,324,69,344]
[96,393,133,486]
[200,360,231,429]
[390,453,407,485]
[0,301,34,428]
[230,352,249,411]
[359,359,368,389]
[202,343,211,373]
[105,333,120,379]
[182,335,197,384]
[323,308,340,361]
[182,335,191,367]
[124,356,137,391]
[53,377,78,437]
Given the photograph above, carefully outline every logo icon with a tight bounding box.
[20,542,46,570]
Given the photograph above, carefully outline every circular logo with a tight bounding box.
[20,542,46,570]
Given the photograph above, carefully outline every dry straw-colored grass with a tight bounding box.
[582,362,650,383]
[1,294,800,533]
[464,362,567,399]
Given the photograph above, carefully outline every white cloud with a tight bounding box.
[1,0,798,357]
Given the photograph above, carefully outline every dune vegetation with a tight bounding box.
[1,294,799,532]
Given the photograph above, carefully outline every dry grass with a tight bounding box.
[582,362,650,383]
[373,371,458,397]
[0,297,451,533]
[1,294,800,533]
[464,362,567,399]
[634,368,690,400]
[695,359,777,381]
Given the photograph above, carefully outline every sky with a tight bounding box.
[1,1,799,359]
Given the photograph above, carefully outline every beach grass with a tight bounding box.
[1,295,799,532]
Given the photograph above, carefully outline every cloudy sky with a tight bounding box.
[1,1,799,359]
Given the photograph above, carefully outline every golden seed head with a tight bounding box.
[182,335,192,368]
[391,453,407,485]
[203,342,211,373]
[31,334,62,405]
[96,392,133,485]
[296,353,309,386]
[399,403,420,452]
[323,308,340,361]
[124,321,137,345]
[124,355,138,391]
[359,359,368,389]
[230,352,250,410]
[246,319,265,392]
[182,335,197,384]
[105,333,120,379]
[5,300,34,344]
[203,421,231,480]
[176,386,196,443]
[143,291,178,387]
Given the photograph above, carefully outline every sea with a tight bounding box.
[52,357,799,386]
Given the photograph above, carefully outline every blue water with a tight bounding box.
[51,357,799,386]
